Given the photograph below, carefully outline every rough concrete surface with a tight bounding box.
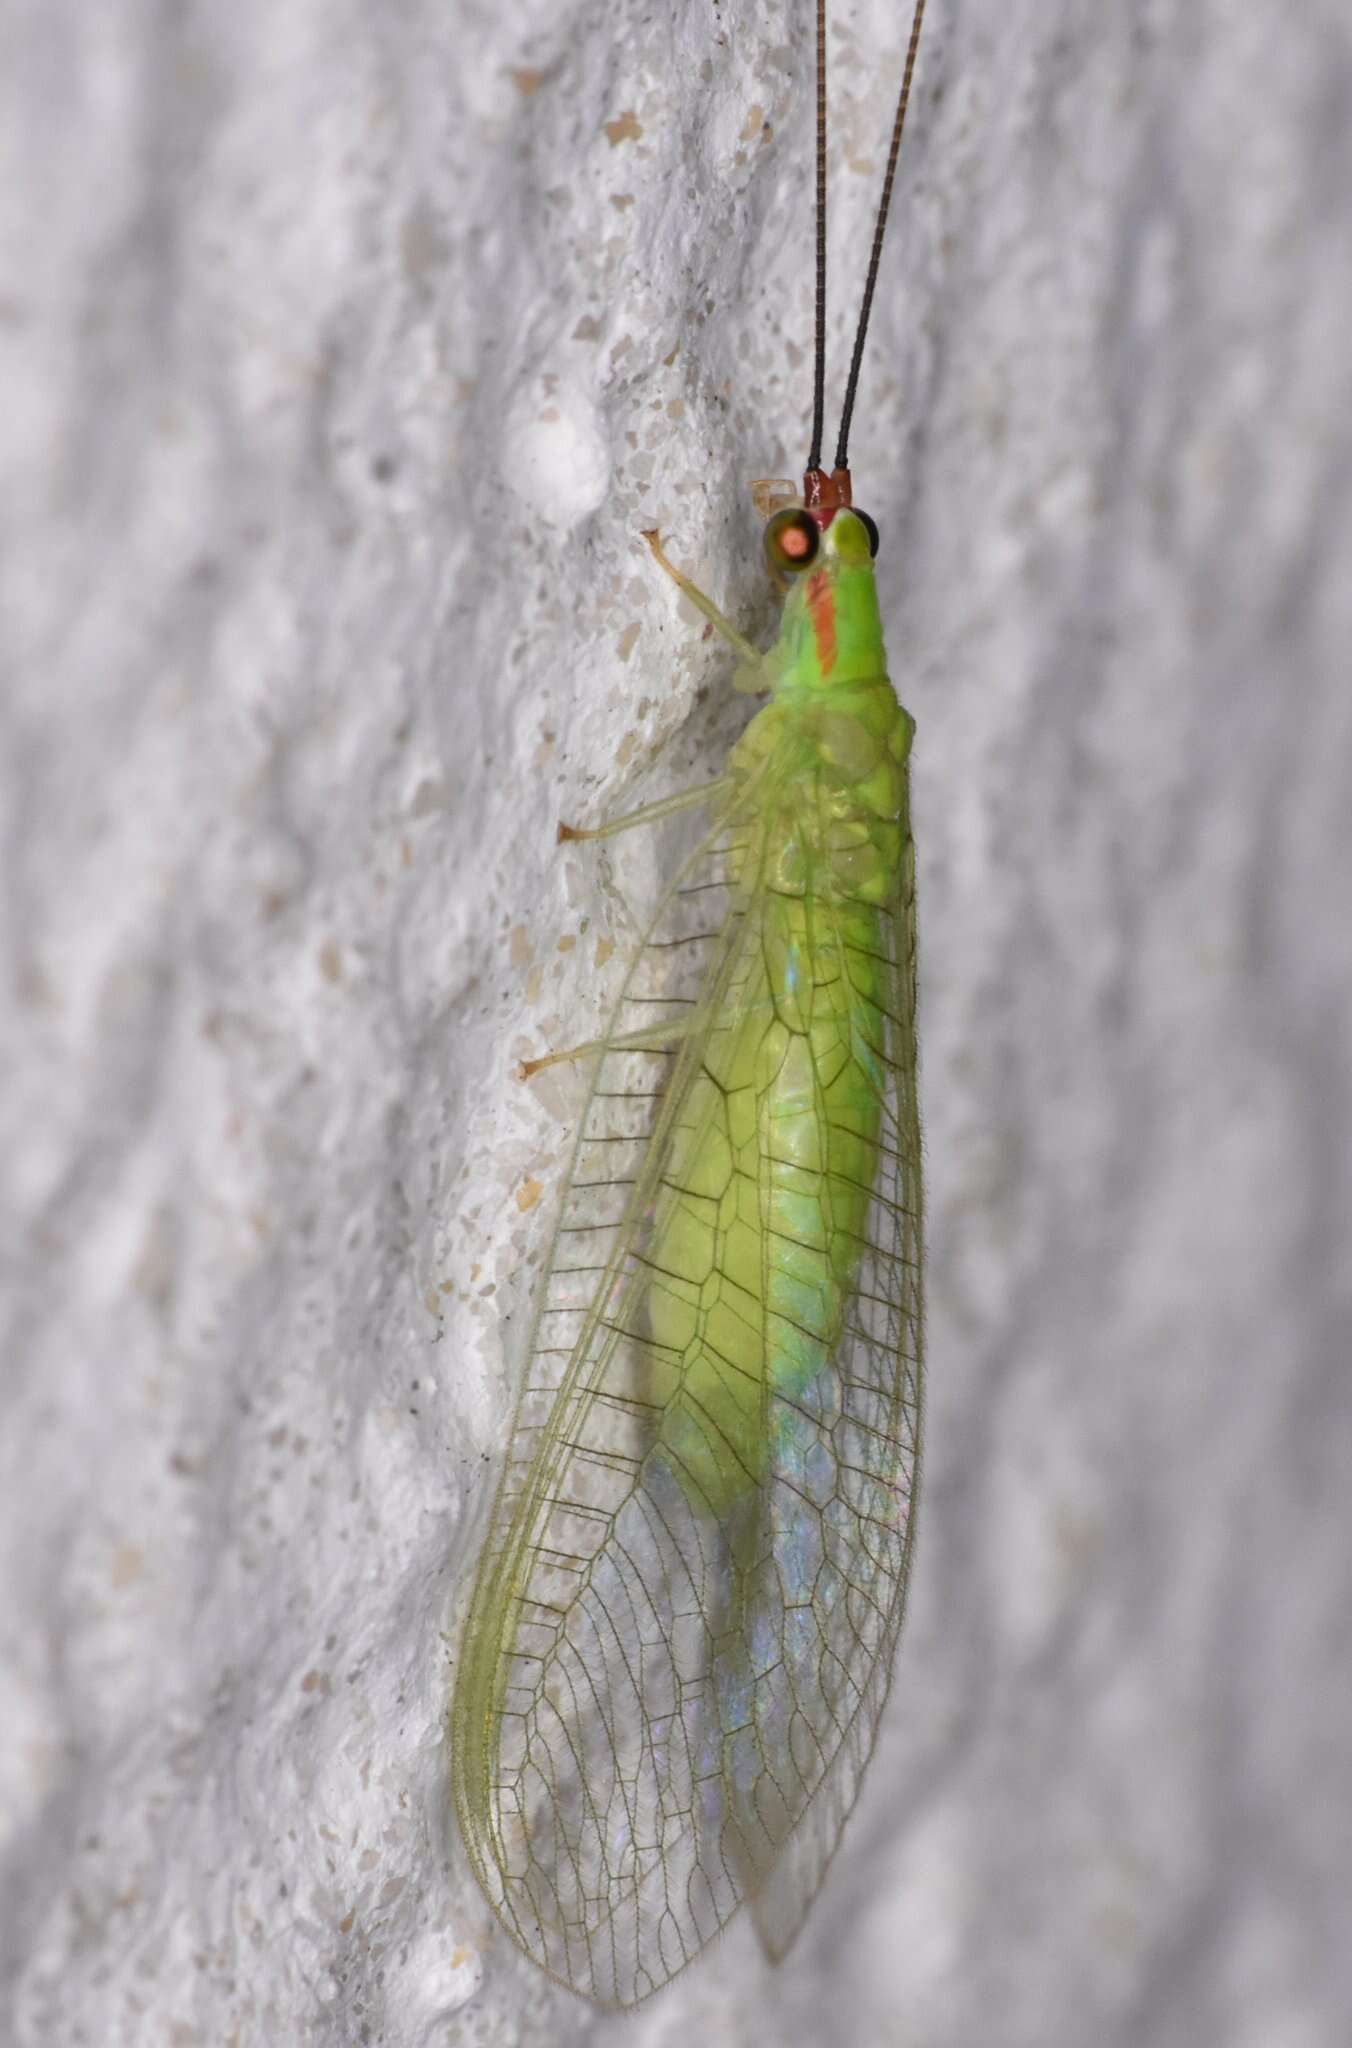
[2,1,1349,2042]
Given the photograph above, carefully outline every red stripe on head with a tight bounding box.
[807,569,836,676]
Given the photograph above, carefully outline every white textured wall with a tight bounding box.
[3,0,1349,2041]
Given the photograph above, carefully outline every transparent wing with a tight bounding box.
[452,776,923,2008]
[746,843,923,1961]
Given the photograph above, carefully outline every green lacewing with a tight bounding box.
[453,0,928,2006]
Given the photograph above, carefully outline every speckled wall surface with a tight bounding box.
[2,2,1349,2042]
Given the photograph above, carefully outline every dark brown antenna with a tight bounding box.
[805,0,829,474]
[833,0,928,474]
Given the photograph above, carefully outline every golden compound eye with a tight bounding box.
[764,507,820,575]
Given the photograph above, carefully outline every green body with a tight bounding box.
[647,510,914,1519]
